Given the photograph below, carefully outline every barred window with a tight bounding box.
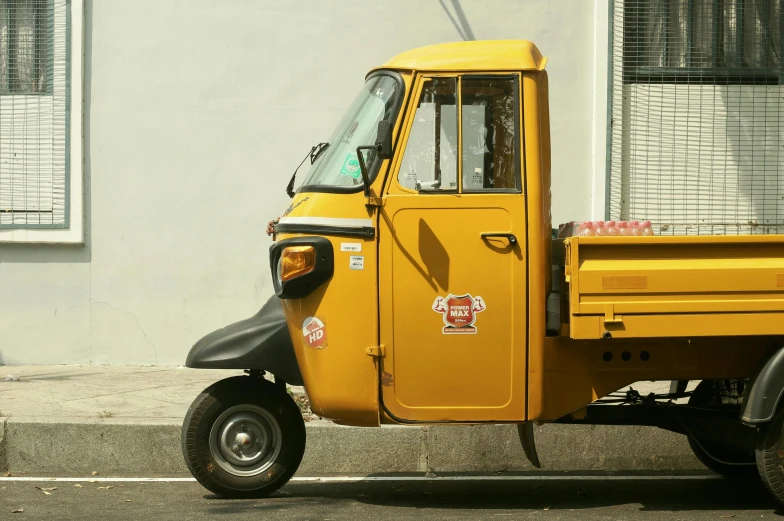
[624,0,781,84]
[0,0,49,94]
[609,0,784,235]
[0,0,67,229]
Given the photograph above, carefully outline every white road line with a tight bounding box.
[0,475,722,483]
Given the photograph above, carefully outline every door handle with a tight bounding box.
[481,232,517,246]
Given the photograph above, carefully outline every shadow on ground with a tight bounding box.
[201,476,784,516]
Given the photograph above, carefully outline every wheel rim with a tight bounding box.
[209,404,283,477]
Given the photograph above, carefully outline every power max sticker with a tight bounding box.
[432,294,486,334]
[302,317,327,348]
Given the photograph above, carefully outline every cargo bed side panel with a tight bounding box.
[567,236,784,340]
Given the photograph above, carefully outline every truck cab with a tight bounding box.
[275,40,552,426]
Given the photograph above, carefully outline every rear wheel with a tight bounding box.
[687,379,757,478]
[756,403,784,504]
[182,375,306,498]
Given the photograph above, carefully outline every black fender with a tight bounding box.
[185,295,303,386]
[742,347,784,424]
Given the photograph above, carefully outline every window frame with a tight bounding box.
[392,72,523,195]
[0,0,82,243]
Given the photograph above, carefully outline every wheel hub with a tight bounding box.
[236,432,252,448]
[209,404,282,477]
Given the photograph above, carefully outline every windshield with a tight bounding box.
[300,74,401,190]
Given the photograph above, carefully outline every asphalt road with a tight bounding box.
[1,476,782,520]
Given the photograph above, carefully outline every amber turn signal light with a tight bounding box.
[280,245,316,282]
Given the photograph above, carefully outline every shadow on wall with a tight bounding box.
[438,0,476,41]
[617,81,784,236]
[0,0,93,264]
[724,84,784,235]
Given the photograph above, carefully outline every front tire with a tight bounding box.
[182,376,306,498]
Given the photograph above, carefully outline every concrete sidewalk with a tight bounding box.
[0,365,704,476]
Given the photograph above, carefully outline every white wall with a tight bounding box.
[0,0,598,365]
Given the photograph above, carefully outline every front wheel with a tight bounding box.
[182,375,306,498]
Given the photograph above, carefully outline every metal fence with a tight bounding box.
[608,0,784,235]
[0,0,69,228]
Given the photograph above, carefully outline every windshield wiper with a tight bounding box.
[285,142,329,198]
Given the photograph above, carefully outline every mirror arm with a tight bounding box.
[356,144,381,199]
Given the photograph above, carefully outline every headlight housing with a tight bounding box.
[270,237,334,299]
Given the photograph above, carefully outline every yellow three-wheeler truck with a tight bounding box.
[182,40,784,503]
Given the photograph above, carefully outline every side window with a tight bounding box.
[461,76,519,191]
[397,77,458,191]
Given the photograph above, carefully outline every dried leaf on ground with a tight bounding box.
[11,507,24,513]
[91,471,99,476]
[4,375,19,382]
[97,486,114,490]
[34,486,57,495]
[125,499,132,503]
[73,484,83,488]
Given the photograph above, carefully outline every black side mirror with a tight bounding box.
[356,120,393,199]
[375,120,392,159]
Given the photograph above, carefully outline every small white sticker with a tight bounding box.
[341,243,362,252]
[349,256,364,270]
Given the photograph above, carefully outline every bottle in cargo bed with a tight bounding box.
[577,222,596,236]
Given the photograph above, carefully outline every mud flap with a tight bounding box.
[517,422,541,468]
[742,347,784,424]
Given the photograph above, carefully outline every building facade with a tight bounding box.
[0,0,777,365]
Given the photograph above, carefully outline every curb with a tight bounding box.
[1,418,704,476]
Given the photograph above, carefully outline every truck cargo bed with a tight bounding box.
[565,235,784,340]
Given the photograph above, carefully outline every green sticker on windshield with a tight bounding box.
[339,153,361,179]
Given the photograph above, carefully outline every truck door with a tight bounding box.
[378,74,528,422]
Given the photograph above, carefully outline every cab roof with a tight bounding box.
[378,40,547,73]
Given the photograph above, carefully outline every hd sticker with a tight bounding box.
[302,316,327,348]
[432,294,486,334]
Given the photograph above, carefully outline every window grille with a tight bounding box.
[0,0,69,228]
[608,0,784,235]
